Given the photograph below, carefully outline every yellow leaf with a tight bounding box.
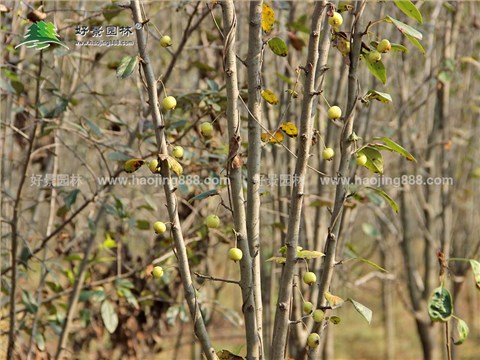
[261,89,279,105]
[296,250,325,259]
[325,291,344,308]
[261,130,284,144]
[261,4,275,33]
[123,158,144,173]
[158,154,183,176]
[280,122,298,138]
[266,256,286,264]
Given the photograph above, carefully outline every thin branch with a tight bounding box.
[129,2,217,359]
[7,49,44,360]
[270,3,326,359]
[194,272,240,285]
[220,1,259,358]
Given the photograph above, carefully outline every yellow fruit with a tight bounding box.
[303,271,317,285]
[172,146,184,159]
[228,247,243,262]
[322,147,335,161]
[153,221,167,234]
[356,153,367,166]
[200,122,214,138]
[303,301,314,314]
[205,214,220,229]
[152,266,164,278]
[307,333,320,348]
[327,105,342,120]
[162,96,177,110]
[377,39,391,53]
[329,12,343,27]
[313,309,325,322]
[149,159,159,173]
[160,35,172,48]
[368,50,382,63]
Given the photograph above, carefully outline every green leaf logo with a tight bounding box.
[15,21,69,50]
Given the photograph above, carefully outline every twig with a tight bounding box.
[7,49,44,360]
[194,272,240,285]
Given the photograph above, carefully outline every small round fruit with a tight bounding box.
[327,105,342,120]
[307,333,320,348]
[149,159,159,173]
[153,221,167,234]
[303,271,317,285]
[328,12,343,27]
[172,146,184,159]
[322,147,335,161]
[152,266,164,278]
[200,122,214,138]
[228,247,243,262]
[356,153,367,166]
[205,214,220,229]
[313,309,325,323]
[303,301,314,314]
[377,39,391,53]
[368,50,382,63]
[162,96,177,110]
[160,35,172,48]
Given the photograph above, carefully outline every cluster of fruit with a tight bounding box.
[302,271,327,348]
[150,214,245,279]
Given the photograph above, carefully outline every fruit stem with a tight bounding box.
[158,78,168,98]
[320,92,331,108]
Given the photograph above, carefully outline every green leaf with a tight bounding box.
[296,250,325,260]
[80,308,91,327]
[117,287,139,309]
[386,16,423,40]
[268,37,288,57]
[34,331,45,351]
[353,257,388,272]
[64,189,80,209]
[469,260,480,290]
[136,219,150,230]
[391,43,409,53]
[365,57,387,84]
[116,55,139,79]
[360,146,384,174]
[374,136,417,162]
[46,281,63,293]
[347,298,373,324]
[101,300,119,333]
[22,289,38,314]
[166,305,180,326]
[366,186,400,214]
[361,223,380,238]
[329,316,341,324]
[405,34,425,55]
[79,289,106,302]
[115,278,134,289]
[393,0,423,24]
[364,90,392,103]
[188,189,219,203]
[107,151,131,161]
[83,117,103,137]
[428,286,453,322]
[453,317,469,345]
